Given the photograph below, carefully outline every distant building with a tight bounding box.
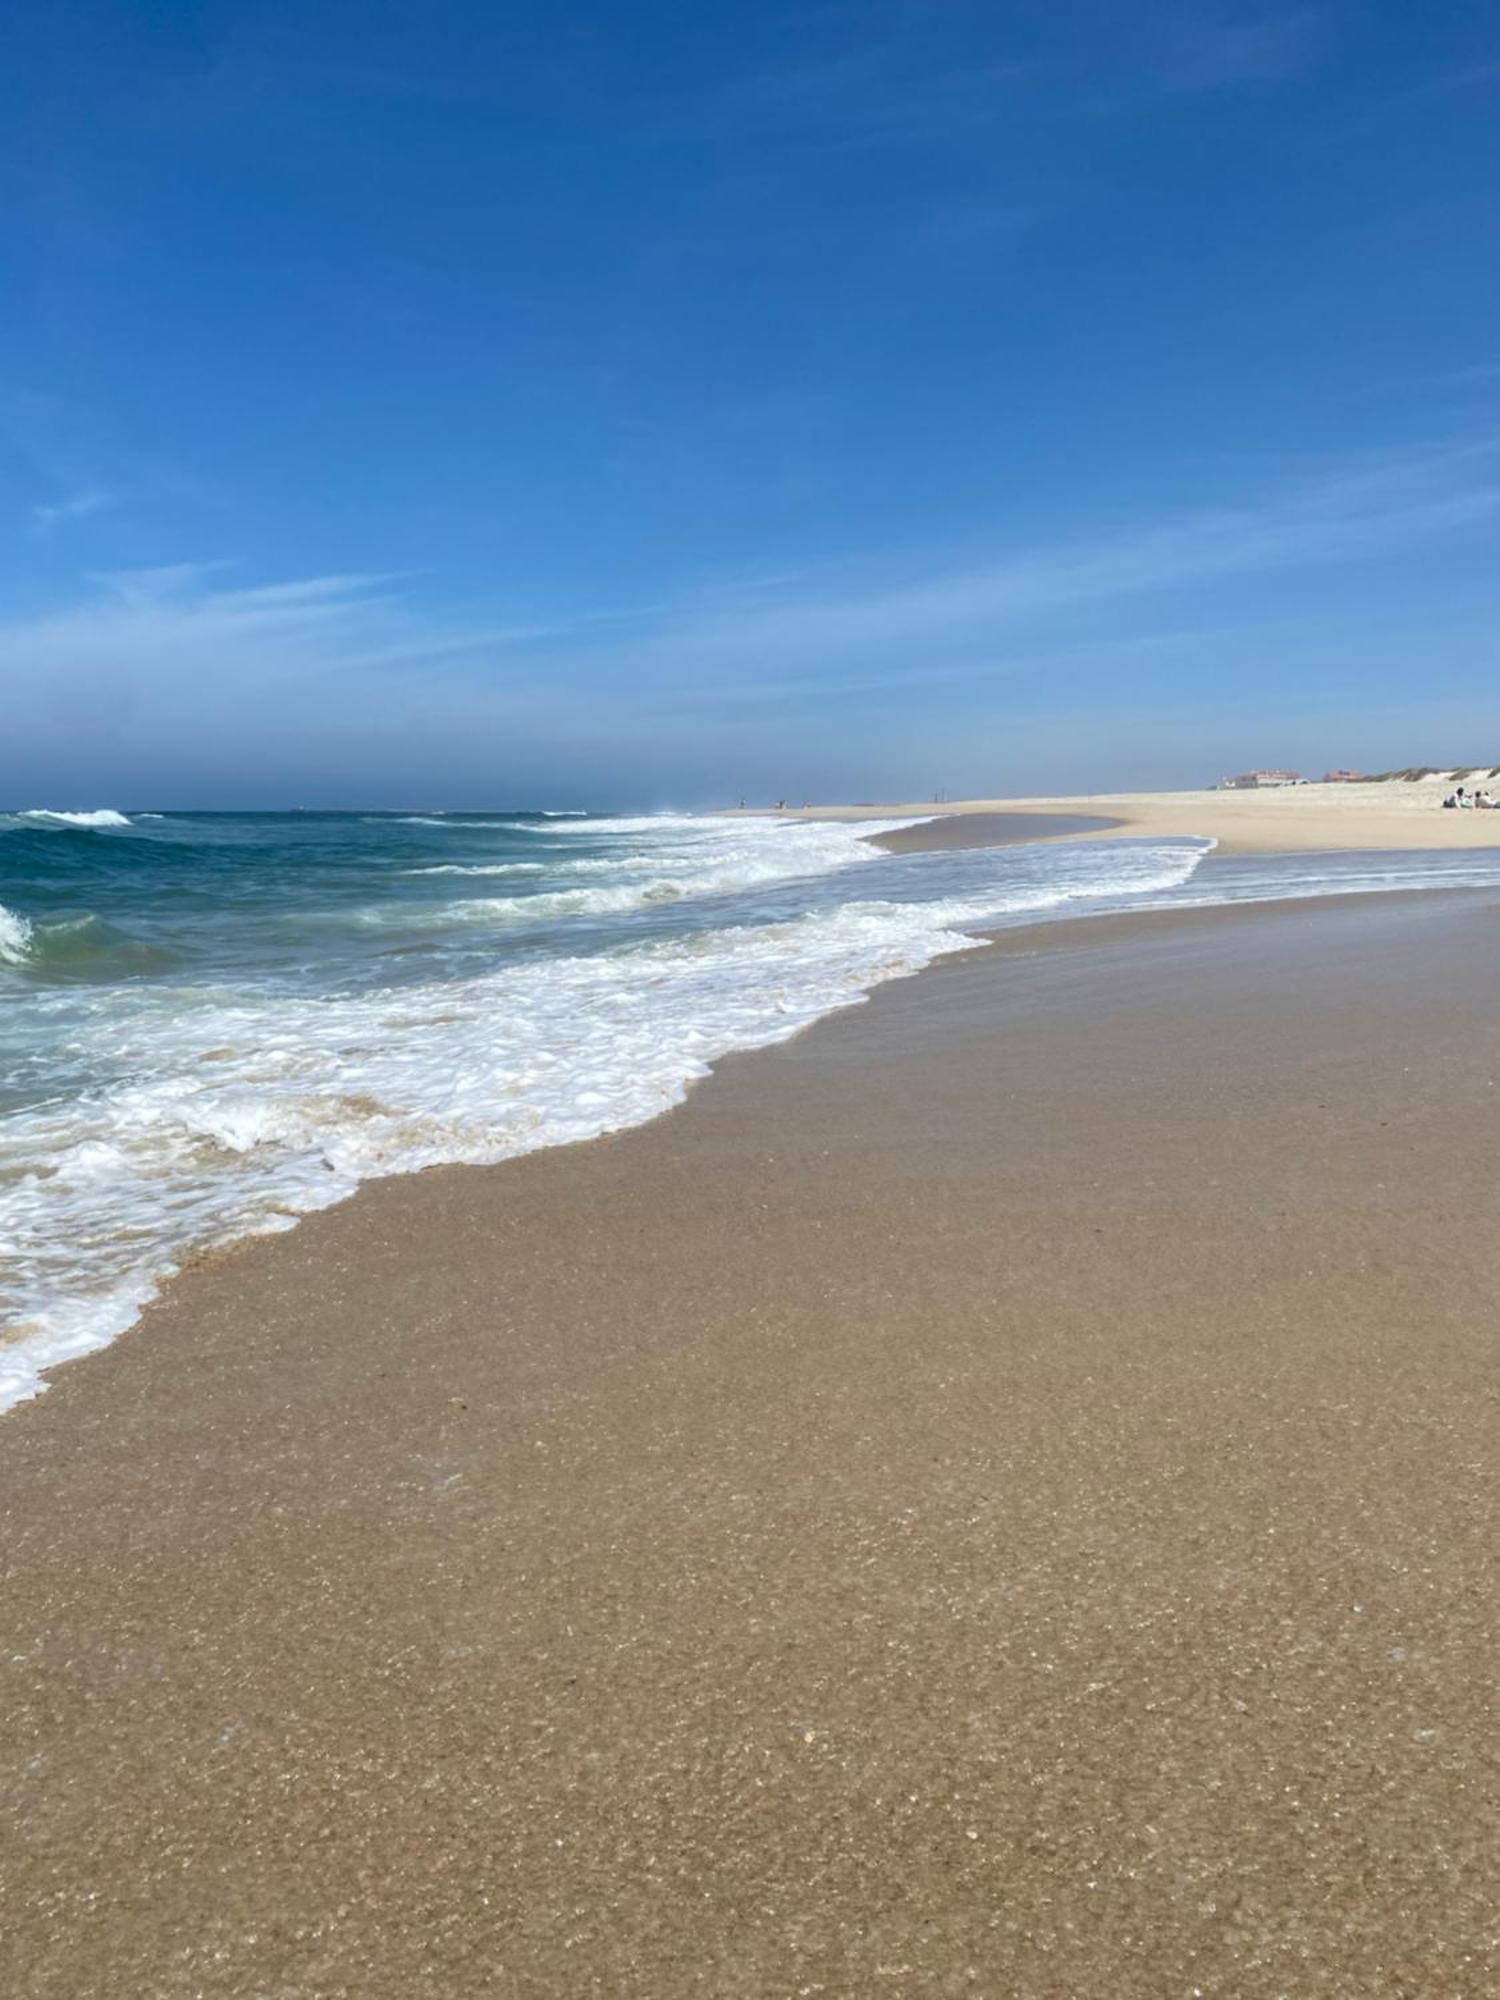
[1217,770,1303,789]
[1321,769,1366,784]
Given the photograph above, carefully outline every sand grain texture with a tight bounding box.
[3,890,1499,1997]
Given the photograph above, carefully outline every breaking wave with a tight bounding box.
[402,862,549,877]
[1,821,1214,1411]
[0,901,35,965]
[0,907,172,978]
[17,808,132,829]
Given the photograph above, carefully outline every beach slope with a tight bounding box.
[779,778,1500,853]
[3,890,1499,1997]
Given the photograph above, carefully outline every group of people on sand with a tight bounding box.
[1443,786,1499,809]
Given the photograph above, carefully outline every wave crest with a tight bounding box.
[0,901,35,965]
[0,907,172,978]
[18,808,132,829]
[402,862,548,877]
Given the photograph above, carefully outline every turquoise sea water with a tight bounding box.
[6,804,1500,1411]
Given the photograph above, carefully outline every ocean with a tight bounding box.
[6,804,1500,1412]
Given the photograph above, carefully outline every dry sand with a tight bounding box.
[4,889,1500,1997]
[774,778,1500,854]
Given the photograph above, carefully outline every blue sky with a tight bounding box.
[2,1,1498,806]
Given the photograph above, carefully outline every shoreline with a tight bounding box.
[6,885,1500,1994]
[0,838,1487,1421]
[0,807,1155,1418]
[746,780,1500,854]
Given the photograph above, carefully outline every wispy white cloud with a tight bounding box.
[4,435,1498,792]
[0,564,577,763]
[3,386,204,537]
[30,486,118,534]
[590,436,1500,700]
[88,561,232,600]
[2,569,393,725]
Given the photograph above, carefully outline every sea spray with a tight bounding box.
[18,808,132,829]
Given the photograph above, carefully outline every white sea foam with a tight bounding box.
[521,812,733,837]
[427,837,903,924]
[0,826,1209,1412]
[0,902,35,965]
[391,815,527,829]
[402,862,550,877]
[392,816,917,918]
[438,883,689,924]
[19,808,132,828]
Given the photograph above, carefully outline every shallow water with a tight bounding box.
[5,805,1500,1410]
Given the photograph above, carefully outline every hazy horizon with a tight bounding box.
[9,756,1500,819]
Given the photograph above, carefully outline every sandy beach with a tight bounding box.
[772,777,1500,854]
[11,5,1500,1994]
[4,877,1499,1997]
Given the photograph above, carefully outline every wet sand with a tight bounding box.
[870,810,1119,852]
[4,889,1500,1997]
